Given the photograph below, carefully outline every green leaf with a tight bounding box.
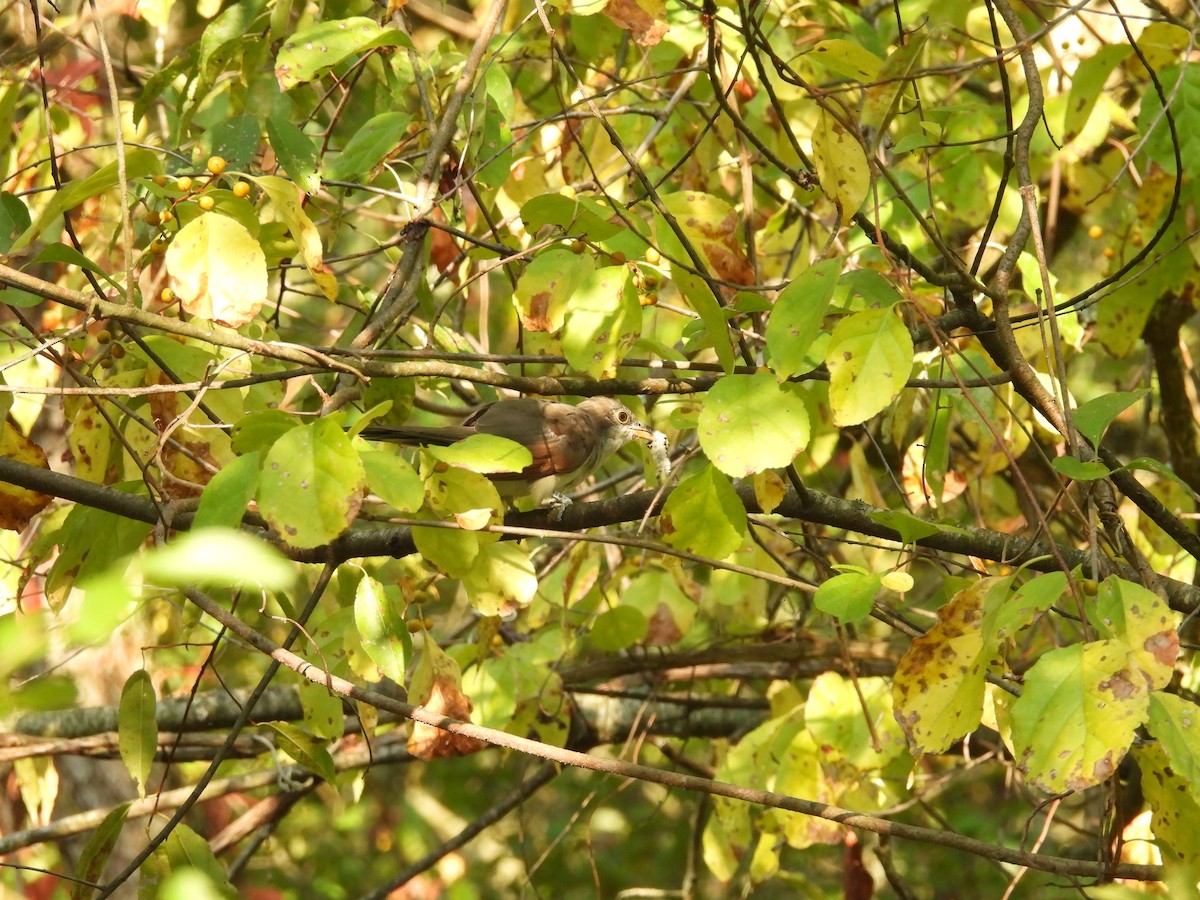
[118,670,157,799]
[1136,65,1197,168]
[267,722,338,783]
[412,521,480,578]
[697,373,810,476]
[1050,456,1111,481]
[275,17,413,91]
[34,242,122,291]
[297,677,345,741]
[231,410,302,454]
[1011,640,1147,792]
[0,191,32,253]
[1072,389,1148,448]
[867,510,941,543]
[72,803,131,900]
[813,572,880,624]
[590,605,648,651]
[12,149,162,252]
[207,114,259,169]
[141,528,295,590]
[258,420,367,549]
[425,434,532,475]
[661,465,747,559]
[154,823,237,898]
[826,307,913,426]
[194,452,261,530]
[70,569,137,645]
[467,97,511,190]
[354,574,410,683]
[1124,456,1200,503]
[325,111,412,182]
[360,450,425,512]
[266,116,321,194]
[765,259,841,379]
[520,194,622,241]
[562,265,641,378]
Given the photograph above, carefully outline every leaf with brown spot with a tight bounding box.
[0,418,52,531]
[660,192,755,286]
[892,577,1013,754]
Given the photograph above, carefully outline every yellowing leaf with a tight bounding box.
[166,213,268,327]
[255,175,337,300]
[462,542,538,617]
[812,108,870,220]
[562,265,641,378]
[661,465,747,559]
[893,578,1011,754]
[826,307,913,426]
[1011,640,1148,793]
[660,192,754,286]
[513,248,596,332]
[354,574,409,683]
[0,420,52,531]
[807,40,883,83]
[862,34,928,142]
[1136,743,1200,867]
[1089,576,1178,690]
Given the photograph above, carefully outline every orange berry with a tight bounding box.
[176,176,193,191]
[1087,225,1103,239]
[232,181,250,198]
[198,196,215,211]
[207,156,227,175]
[160,287,176,303]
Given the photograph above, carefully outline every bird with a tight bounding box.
[358,397,657,508]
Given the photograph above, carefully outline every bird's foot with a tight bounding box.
[547,492,573,521]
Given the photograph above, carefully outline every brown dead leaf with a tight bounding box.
[408,640,487,759]
[602,0,668,46]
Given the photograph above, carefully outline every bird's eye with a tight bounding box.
[617,410,632,423]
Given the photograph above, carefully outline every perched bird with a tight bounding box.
[359,397,656,507]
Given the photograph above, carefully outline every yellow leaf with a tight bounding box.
[812,109,870,221]
[166,213,268,327]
